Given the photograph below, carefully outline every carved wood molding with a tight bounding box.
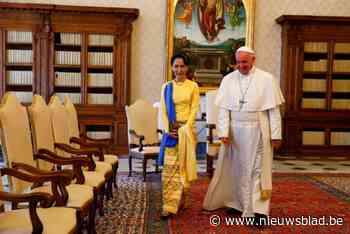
[0,2,139,18]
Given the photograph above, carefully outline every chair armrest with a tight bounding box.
[0,190,54,234]
[54,142,101,170]
[129,129,145,152]
[70,136,92,147]
[70,136,108,160]
[1,167,71,185]
[0,190,53,207]
[11,162,72,178]
[35,149,91,167]
[36,149,88,184]
[54,142,99,156]
[80,133,113,154]
[71,136,108,149]
[1,166,72,206]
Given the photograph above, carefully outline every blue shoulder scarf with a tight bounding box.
[158,82,178,166]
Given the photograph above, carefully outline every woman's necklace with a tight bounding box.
[238,73,253,111]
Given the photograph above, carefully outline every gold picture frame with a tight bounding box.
[166,0,255,93]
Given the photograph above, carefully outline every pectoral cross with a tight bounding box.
[239,98,247,111]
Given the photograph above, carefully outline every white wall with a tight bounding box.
[2,0,350,103]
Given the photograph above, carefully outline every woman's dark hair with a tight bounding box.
[171,53,190,66]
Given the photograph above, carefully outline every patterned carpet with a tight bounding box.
[95,175,147,234]
[95,172,169,234]
[169,173,350,233]
[96,173,350,233]
[310,174,350,196]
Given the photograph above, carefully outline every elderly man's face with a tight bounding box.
[235,52,255,75]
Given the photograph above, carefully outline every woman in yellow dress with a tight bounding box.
[159,53,200,218]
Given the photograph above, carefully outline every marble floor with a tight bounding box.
[2,155,348,197]
[119,155,350,174]
[1,155,349,177]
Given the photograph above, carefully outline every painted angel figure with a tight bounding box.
[226,0,245,28]
[176,1,193,27]
[197,0,225,42]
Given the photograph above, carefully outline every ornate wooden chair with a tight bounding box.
[0,93,79,234]
[48,95,113,200]
[205,90,221,178]
[28,95,108,217]
[27,94,100,233]
[63,96,119,189]
[125,100,161,181]
[0,171,78,234]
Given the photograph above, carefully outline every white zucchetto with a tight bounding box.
[236,46,255,55]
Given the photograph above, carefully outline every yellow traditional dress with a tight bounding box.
[160,79,200,214]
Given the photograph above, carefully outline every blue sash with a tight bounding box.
[158,82,178,166]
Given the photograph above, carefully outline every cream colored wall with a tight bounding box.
[2,0,350,103]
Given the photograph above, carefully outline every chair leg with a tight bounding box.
[88,189,98,234]
[105,176,113,201]
[128,155,132,177]
[105,175,113,200]
[99,186,105,216]
[155,159,159,173]
[108,176,113,199]
[143,158,147,182]
[75,209,83,234]
[88,206,97,234]
[104,182,110,201]
[113,162,118,189]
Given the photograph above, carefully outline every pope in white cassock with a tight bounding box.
[202,46,285,224]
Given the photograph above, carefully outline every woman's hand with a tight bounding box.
[169,129,178,139]
[169,122,180,139]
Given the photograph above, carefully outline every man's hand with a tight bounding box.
[220,137,230,145]
[271,139,282,151]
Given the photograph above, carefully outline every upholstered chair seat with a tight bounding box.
[91,162,112,175]
[0,206,77,234]
[130,146,160,155]
[31,184,93,209]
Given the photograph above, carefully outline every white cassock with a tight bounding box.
[203,67,285,217]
